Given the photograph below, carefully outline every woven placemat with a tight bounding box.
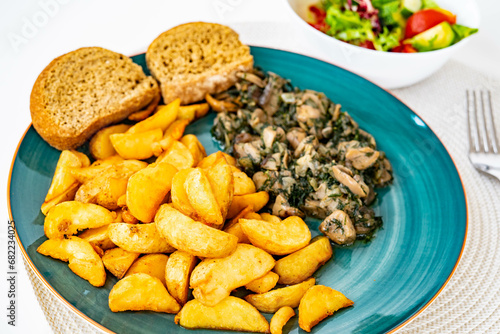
[23,59,500,334]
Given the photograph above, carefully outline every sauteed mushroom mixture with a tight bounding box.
[211,70,393,245]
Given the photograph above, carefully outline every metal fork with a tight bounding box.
[466,90,500,181]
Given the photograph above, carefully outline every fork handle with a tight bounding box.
[482,168,500,181]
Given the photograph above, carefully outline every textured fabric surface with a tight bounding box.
[23,22,500,334]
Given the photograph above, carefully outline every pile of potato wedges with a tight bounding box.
[37,98,353,333]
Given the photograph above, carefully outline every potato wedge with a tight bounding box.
[184,168,223,228]
[89,124,131,160]
[180,134,207,166]
[70,159,147,184]
[109,273,180,313]
[197,151,236,168]
[127,98,180,134]
[177,103,210,122]
[78,224,115,250]
[233,170,256,196]
[165,119,190,140]
[175,296,269,333]
[274,236,333,285]
[127,91,161,121]
[126,162,178,223]
[204,159,233,222]
[110,128,163,160]
[75,176,128,210]
[298,285,353,332]
[155,204,237,258]
[44,201,114,239]
[41,183,79,216]
[245,212,262,220]
[42,150,90,214]
[107,222,175,253]
[165,250,198,305]
[227,191,269,219]
[125,254,169,286]
[239,216,311,255]
[245,271,279,294]
[190,243,275,306]
[270,306,295,334]
[37,236,106,287]
[156,140,194,170]
[171,168,197,218]
[223,221,250,244]
[244,277,315,313]
[260,213,281,224]
[102,248,140,279]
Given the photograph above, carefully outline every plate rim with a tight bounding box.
[8,46,468,334]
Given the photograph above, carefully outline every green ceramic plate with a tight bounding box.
[9,47,466,334]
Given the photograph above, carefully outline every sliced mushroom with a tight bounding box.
[252,171,269,190]
[319,210,356,245]
[236,72,265,88]
[297,104,321,123]
[331,165,367,198]
[286,128,307,150]
[205,93,239,112]
[346,147,380,170]
[272,194,304,218]
[262,127,277,149]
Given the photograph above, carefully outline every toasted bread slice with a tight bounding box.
[30,47,159,150]
[146,22,253,105]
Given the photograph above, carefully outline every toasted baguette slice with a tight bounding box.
[30,47,159,150]
[146,22,253,105]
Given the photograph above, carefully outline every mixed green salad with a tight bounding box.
[308,0,478,52]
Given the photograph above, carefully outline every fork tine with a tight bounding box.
[479,91,491,153]
[469,91,481,152]
[485,91,499,154]
[466,90,476,153]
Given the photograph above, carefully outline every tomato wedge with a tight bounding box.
[405,9,456,39]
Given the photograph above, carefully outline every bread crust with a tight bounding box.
[146,22,254,105]
[30,47,158,150]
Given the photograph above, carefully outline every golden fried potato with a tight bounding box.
[233,170,256,195]
[70,158,147,184]
[270,306,295,334]
[197,151,236,168]
[165,119,190,140]
[78,224,115,250]
[184,168,223,228]
[227,191,269,219]
[102,248,140,279]
[44,201,114,239]
[274,236,333,285]
[126,162,177,223]
[244,278,315,313]
[127,98,180,134]
[37,236,106,287]
[156,140,194,170]
[110,128,163,160]
[125,254,169,286]
[165,250,198,305]
[298,285,353,332]
[109,273,181,313]
[190,243,275,306]
[171,168,197,218]
[177,103,210,122]
[42,150,90,214]
[155,204,237,258]
[127,92,161,121]
[175,296,269,333]
[89,124,131,160]
[180,134,207,166]
[239,216,311,255]
[75,176,128,210]
[245,271,279,294]
[245,212,262,220]
[107,222,175,253]
[223,221,250,244]
[260,213,281,224]
[204,159,233,221]
[41,183,79,216]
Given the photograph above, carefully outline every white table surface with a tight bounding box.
[0,0,498,333]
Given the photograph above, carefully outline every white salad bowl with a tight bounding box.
[283,0,480,89]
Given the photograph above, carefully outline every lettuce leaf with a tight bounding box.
[452,24,478,42]
[325,6,376,42]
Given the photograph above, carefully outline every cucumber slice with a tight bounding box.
[401,0,422,17]
[405,21,455,52]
